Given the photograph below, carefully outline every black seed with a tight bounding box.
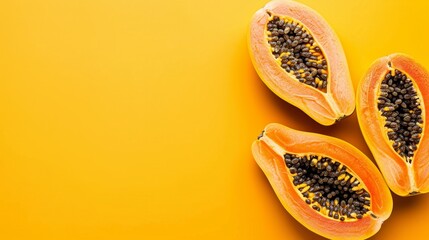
[292,158,299,164]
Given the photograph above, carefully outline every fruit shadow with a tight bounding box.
[369,193,429,239]
[252,71,370,146]
[250,68,325,131]
[254,163,327,240]
[391,192,429,211]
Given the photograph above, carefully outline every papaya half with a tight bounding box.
[248,0,354,126]
[357,53,429,196]
[252,123,392,239]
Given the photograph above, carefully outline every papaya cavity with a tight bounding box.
[357,53,429,196]
[377,69,424,163]
[249,0,355,125]
[253,123,392,239]
[285,153,370,221]
[266,15,329,91]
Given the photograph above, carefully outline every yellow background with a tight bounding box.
[0,0,428,239]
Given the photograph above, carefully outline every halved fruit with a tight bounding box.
[253,123,392,239]
[249,0,354,125]
[357,53,429,196]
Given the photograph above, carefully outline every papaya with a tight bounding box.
[248,0,354,126]
[252,123,392,239]
[357,53,429,196]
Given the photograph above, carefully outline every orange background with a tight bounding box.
[0,0,428,239]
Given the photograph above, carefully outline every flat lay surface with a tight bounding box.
[0,0,429,239]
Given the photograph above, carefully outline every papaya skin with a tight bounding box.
[357,53,429,196]
[252,123,392,240]
[248,0,354,126]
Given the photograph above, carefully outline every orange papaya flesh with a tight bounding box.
[249,0,355,126]
[357,53,429,196]
[252,123,392,239]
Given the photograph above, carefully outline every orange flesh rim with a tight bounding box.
[357,53,429,196]
[252,123,392,239]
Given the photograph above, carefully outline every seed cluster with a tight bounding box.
[377,69,423,162]
[266,15,329,91]
[285,153,370,221]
